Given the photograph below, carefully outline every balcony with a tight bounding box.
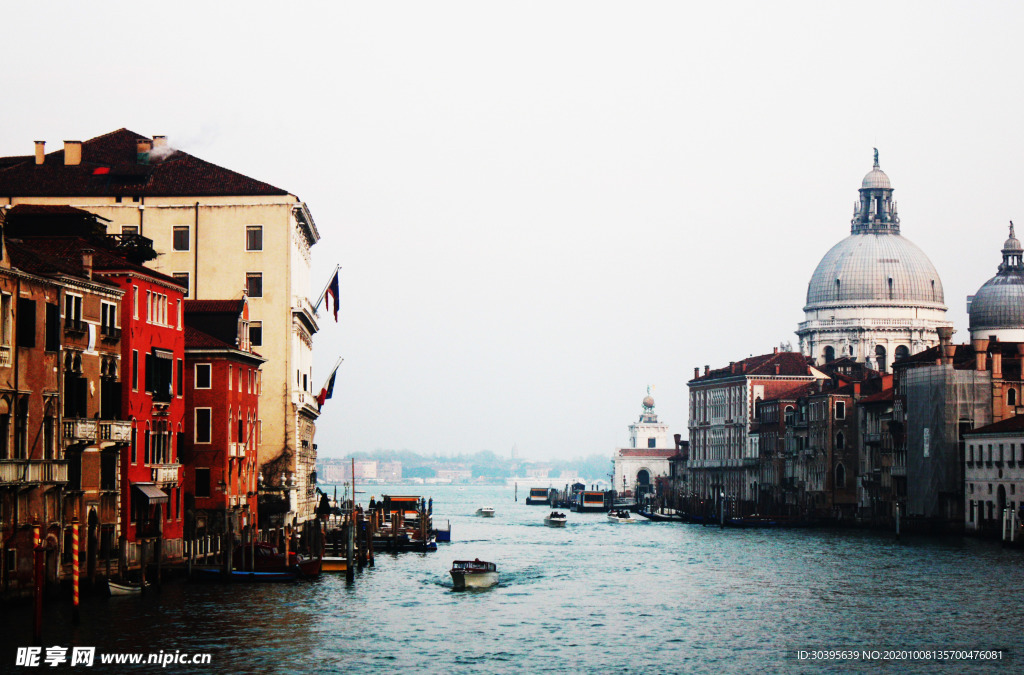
[100,325,122,341]
[63,419,98,442]
[0,459,69,485]
[99,420,132,443]
[64,318,88,337]
[151,464,180,485]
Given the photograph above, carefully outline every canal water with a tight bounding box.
[3,484,1023,673]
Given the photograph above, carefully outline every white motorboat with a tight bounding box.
[544,511,567,527]
[607,509,635,523]
[476,507,495,517]
[450,559,498,589]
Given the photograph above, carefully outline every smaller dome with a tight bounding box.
[862,168,891,190]
[642,396,655,409]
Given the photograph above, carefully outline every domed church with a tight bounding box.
[968,223,1024,342]
[797,151,952,372]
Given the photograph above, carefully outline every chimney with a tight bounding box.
[937,326,955,365]
[153,135,167,148]
[729,361,736,373]
[972,338,990,372]
[137,139,152,164]
[34,141,45,165]
[704,365,710,376]
[694,367,699,380]
[81,249,94,281]
[775,364,780,375]
[774,346,778,354]
[64,141,82,166]
[853,382,860,396]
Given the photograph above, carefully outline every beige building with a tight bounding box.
[0,130,324,525]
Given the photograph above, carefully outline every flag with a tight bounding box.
[326,269,340,322]
[316,369,338,409]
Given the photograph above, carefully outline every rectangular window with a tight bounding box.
[144,429,151,464]
[16,298,36,348]
[172,226,190,251]
[195,408,212,444]
[45,303,60,351]
[0,293,11,347]
[228,366,232,391]
[196,468,210,498]
[121,225,139,236]
[132,350,139,390]
[249,321,262,347]
[237,418,244,444]
[131,427,137,464]
[177,359,183,396]
[246,225,263,251]
[246,273,263,298]
[172,273,190,298]
[195,364,212,389]
[100,301,118,339]
[835,401,845,420]
[133,286,139,320]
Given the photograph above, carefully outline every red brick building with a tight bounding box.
[2,208,186,568]
[181,299,263,544]
[1,206,128,596]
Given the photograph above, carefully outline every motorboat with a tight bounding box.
[544,511,567,527]
[607,509,635,523]
[450,559,498,590]
[476,507,495,517]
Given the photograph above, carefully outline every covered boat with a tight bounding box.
[450,559,498,589]
[476,507,495,517]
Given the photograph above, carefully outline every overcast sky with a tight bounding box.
[3,2,1023,462]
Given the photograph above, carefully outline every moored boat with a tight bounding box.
[450,559,498,589]
[107,580,146,596]
[321,556,348,573]
[476,507,495,517]
[544,511,567,527]
[526,488,551,505]
[434,520,452,542]
[607,509,635,523]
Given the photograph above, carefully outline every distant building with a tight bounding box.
[688,351,824,514]
[613,393,679,498]
[378,461,402,482]
[963,416,1024,536]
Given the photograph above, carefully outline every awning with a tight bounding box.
[133,483,168,505]
[153,349,174,361]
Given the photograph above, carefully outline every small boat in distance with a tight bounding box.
[608,509,635,523]
[544,511,567,527]
[450,559,498,589]
[476,507,495,517]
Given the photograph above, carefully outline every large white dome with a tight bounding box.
[805,233,946,310]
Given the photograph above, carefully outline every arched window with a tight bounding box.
[0,397,9,460]
[895,345,910,362]
[875,345,887,372]
[836,431,845,450]
[824,346,835,363]
[835,463,846,488]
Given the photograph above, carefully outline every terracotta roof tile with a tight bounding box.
[964,414,1024,436]
[691,351,813,383]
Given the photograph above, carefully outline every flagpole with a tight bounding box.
[318,357,344,393]
[313,264,341,311]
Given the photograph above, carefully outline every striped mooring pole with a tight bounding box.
[72,519,80,623]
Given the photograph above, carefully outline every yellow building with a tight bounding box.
[0,130,324,525]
